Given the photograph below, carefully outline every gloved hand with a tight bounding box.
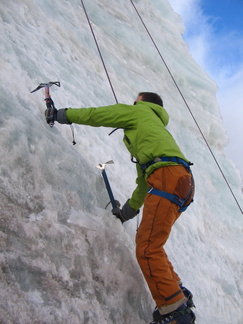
[45,107,57,125]
[45,108,71,125]
[112,207,126,223]
[112,199,139,223]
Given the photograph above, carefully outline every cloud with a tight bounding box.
[169,0,200,21]
[168,0,243,179]
[169,0,212,68]
[169,0,243,76]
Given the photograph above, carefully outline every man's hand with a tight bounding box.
[45,107,57,125]
[112,199,139,223]
[112,207,126,223]
[45,108,71,125]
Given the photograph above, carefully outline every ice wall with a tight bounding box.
[0,0,242,323]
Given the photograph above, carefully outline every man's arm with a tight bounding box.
[58,104,135,129]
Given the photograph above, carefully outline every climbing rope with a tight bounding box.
[130,0,242,214]
[80,0,118,103]
[80,0,242,214]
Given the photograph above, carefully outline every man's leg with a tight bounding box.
[136,166,193,314]
[136,193,186,313]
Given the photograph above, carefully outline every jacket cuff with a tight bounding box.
[122,199,139,220]
[56,108,71,124]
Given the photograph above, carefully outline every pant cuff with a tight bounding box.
[158,297,187,315]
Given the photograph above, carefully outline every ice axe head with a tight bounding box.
[30,81,60,93]
[96,160,114,171]
[31,81,60,128]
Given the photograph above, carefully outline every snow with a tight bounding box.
[0,0,242,323]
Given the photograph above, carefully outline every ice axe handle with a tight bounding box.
[101,169,118,209]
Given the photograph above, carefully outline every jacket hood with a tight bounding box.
[137,101,169,126]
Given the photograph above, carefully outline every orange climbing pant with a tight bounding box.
[136,165,194,311]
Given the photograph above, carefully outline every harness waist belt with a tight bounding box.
[141,156,193,170]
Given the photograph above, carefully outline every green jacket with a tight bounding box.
[66,101,189,210]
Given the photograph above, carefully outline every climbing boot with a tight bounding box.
[151,304,196,324]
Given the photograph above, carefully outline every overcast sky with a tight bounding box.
[168,0,243,181]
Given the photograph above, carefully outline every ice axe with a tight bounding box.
[96,160,120,210]
[31,81,60,127]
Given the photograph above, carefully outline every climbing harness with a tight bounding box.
[148,175,194,213]
[143,157,194,212]
[148,187,189,212]
[130,155,194,212]
[140,157,193,172]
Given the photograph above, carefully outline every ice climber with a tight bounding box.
[46,92,196,324]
